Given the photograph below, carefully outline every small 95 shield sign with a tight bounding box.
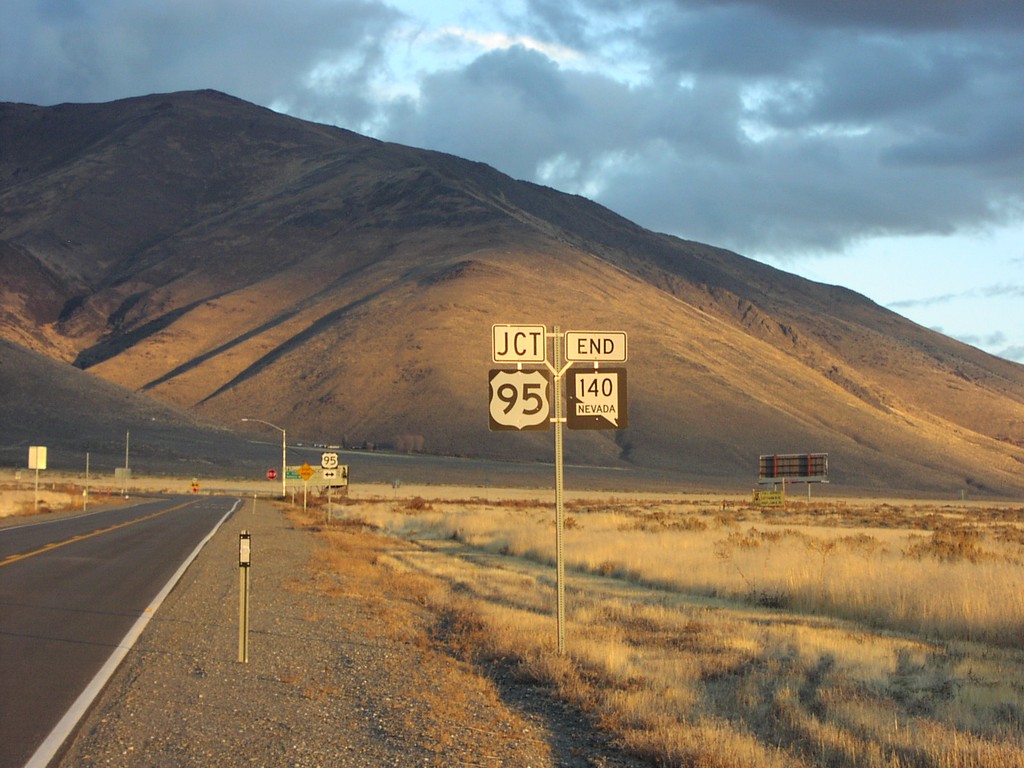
[488,369,551,431]
[567,368,627,429]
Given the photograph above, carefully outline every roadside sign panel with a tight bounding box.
[266,468,278,480]
[567,368,627,429]
[28,446,47,470]
[565,331,628,362]
[488,369,551,430]
[492,324,547,364]
[321,452,339,469]
[753,489,785,507]
[286,464,349,484]
[321,462,350,487]
[758,453,829,481]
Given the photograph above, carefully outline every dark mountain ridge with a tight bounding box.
[2,90,1023,494]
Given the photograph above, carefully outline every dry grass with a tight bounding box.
[311,493,1024,768]
[0,482,88,518]
[282,504,555,764]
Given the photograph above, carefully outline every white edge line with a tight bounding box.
[24,498,242,768]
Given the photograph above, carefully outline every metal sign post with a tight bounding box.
[298,463,315,513]
[238,531,251,663]
[322,452,338,523]
[552,327,567,655]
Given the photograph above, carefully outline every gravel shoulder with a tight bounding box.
[55,497,646,767]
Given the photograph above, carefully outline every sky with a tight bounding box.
[2,0,1022,362]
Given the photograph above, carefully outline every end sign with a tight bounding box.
[565,331,627,362]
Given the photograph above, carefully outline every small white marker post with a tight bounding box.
[28,446,47,512]
[238,531,251,663]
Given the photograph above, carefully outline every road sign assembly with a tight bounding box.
[486,324,629,657]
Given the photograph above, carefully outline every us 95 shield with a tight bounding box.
[488,369,551,431]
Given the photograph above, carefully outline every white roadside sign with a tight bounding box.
[492,324,547,363]
[565,331,628,362]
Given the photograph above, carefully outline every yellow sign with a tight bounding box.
[298,463,315,481]
[753,489,785,507]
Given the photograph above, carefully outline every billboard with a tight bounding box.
[759,453,828,481]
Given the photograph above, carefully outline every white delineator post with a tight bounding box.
[238,531,251,663]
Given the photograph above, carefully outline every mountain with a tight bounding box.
[2,90,1023,494]
[0,336,246,476]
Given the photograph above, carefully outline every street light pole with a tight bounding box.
[241,418,287,497]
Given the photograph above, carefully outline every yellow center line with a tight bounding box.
[0,500,201,568]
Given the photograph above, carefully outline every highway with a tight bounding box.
[0,496,239,768]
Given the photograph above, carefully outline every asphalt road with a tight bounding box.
[0,496,239,768]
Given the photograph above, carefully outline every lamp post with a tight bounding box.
[241,418,287,497]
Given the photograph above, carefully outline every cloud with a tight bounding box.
[664,0,1024,31]
[0,0,401,115]
[999,345,1024,363]
[889,284,1024,310]
[436,27,585,65]
[2,0,1023,260]
[364,0,1024,255]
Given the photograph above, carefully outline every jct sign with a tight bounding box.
[492,324,547,363]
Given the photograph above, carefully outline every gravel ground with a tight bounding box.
[54,498,650,767]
